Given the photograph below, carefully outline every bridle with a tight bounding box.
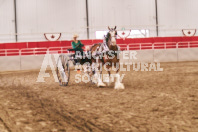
[107,30,117,46]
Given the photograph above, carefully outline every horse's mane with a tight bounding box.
[106,32,110,43]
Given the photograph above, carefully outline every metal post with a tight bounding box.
[85,0,89,39]
[14,0,18,42]
[155,0,159,37]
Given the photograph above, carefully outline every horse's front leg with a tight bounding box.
[92,62,106,87]
[106,65,113,86]
[114,64,125,89]
[96,62,106,87]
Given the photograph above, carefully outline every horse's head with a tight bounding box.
[107,26,117,46]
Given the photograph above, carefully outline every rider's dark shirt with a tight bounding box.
[71,40,83,51]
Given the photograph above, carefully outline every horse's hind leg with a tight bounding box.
[114,66,125,89]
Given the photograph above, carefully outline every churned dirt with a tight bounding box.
[0,61,198,132]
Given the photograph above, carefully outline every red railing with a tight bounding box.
[1,41,198,56]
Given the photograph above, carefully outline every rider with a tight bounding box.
[71,34,84,63]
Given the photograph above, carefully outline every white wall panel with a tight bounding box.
[0,0,198,42]
[16,0,87,41]
[0,0,15,42]
[88,0,156,38]
[158,0,198,37]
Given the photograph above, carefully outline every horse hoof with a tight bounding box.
[97,82,106,87]
[59,83,62,86]
[104,78,113,86]
[107,80,112,86]
[114,82,125,89]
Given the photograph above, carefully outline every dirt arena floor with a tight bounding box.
[0,61,198,132]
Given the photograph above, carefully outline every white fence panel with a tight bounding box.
[0,56,21,71]
[1,45,198,72]
[154,49,177,62]
[20,55,45,70]
[178,48,198,61]
[132,50,154,63]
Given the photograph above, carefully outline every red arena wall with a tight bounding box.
[0,36,198,56]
